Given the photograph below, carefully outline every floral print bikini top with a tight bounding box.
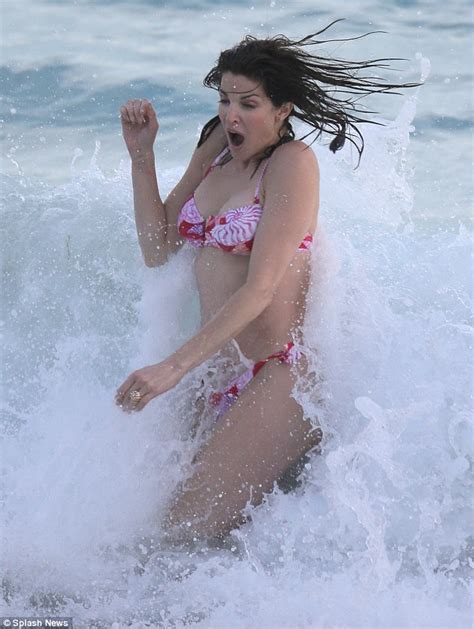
[177,146,314,255]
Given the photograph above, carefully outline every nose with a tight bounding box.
[226,103,240,126]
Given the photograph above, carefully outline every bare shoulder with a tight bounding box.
[270,140,319,172]
[259,139,320,232]
[263,140,319,194]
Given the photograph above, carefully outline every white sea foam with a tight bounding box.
[1,4,472,627]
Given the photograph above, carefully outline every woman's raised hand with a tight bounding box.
[120,99,159,160]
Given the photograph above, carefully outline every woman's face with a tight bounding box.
[218,72,292,160]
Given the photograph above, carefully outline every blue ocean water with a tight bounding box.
[1,1,472,627]
[2,0,472,219]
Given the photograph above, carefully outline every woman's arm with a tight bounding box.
[130,150,168,267]
[116,141,319,411]
[121,99,226,267]
[115,282,272,412]
[121,99,168,267]
[173,282,272,373]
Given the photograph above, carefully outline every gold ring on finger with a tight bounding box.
[129,389,142,403]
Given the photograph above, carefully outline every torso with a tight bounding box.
[181,143,317,364]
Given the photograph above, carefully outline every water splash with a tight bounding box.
[1,57,472,628]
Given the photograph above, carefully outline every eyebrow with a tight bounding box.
[218,89,261,99]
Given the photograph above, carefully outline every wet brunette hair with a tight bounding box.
[197,19,420,168]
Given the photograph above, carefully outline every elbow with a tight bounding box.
[144,257,167,268]
[144,258,160,268]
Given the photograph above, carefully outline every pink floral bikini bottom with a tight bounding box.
[209,341,303,421]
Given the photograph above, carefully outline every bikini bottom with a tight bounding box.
[209,341,303,421]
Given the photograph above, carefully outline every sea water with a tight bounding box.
[1,1,472,627]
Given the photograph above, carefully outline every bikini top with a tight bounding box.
[177,146,314,255]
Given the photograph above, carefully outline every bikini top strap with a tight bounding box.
[254,158,271,201]
[212,145,230,166]
[203,146,230,179]
[204,146,270,200]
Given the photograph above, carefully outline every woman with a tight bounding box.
[115,24,417,543]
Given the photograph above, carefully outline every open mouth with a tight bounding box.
[228,131,244,147]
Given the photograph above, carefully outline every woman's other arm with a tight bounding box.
[120,99,226,267]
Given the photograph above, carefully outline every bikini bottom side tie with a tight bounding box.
[209,341,303,421]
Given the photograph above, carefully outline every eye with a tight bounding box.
[243,103,256,109]
[218,98,229,105]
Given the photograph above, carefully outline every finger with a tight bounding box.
[127,100,138,123]
[120,392,139,413]
[127,386,151,407]
[120,105,131,124]
[115,383,131,405]
[131,392,155,412]
[122,394,143,414]
[115,374,137,404]
[138,100,147,124]
[142,100,156,122]
[125,101,134,125]
[133,100,143,125]
[117,385,151,412]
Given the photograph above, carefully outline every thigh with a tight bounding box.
[165,360,323,540]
